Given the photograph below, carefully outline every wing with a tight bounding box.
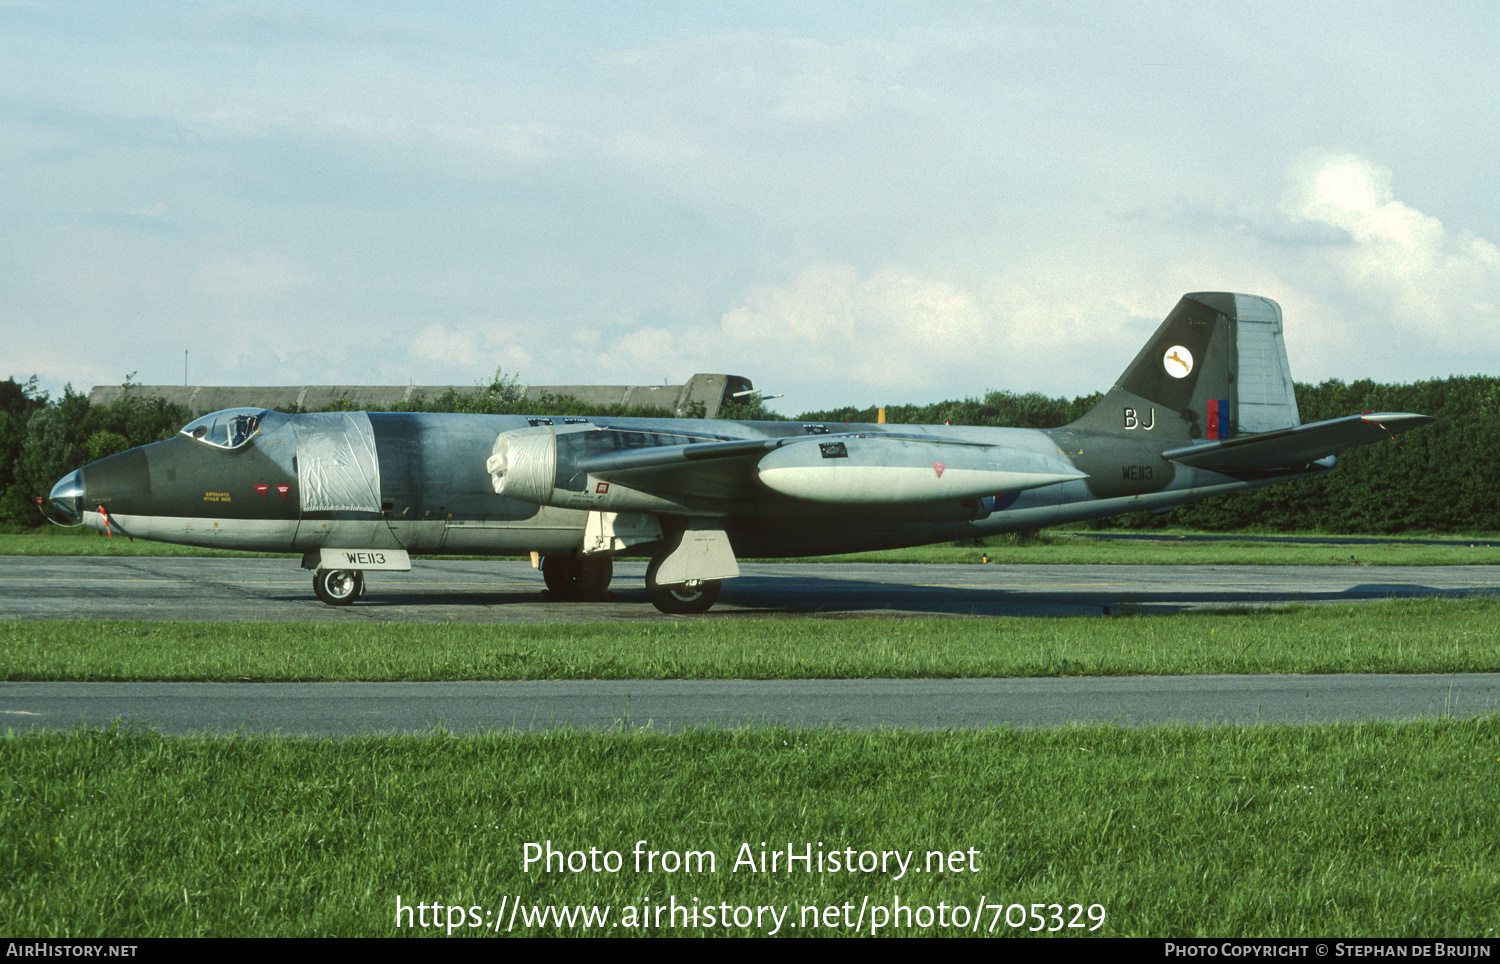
[517,429,1085,508]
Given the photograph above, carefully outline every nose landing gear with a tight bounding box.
[313,568,363,606]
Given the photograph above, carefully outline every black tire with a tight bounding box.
[644,555,720,614]
[540,555,613,599]
[313,568,363,606]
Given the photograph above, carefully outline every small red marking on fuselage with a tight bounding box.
[254,484,269,497]
[275,484,290,497]
[932,462,947,478]
[596,482,610,494]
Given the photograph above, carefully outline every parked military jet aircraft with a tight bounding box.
[48,293,1431,613]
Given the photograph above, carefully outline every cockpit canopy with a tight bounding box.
[179,408,288,450]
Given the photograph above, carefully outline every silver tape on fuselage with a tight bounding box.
[293,411,382,512]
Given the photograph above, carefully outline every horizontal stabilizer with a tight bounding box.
[1162,412,1433,473]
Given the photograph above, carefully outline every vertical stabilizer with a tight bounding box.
[1068,293,1300,440]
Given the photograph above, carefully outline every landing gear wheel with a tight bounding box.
[313,568,363,606]
[645,555,720,615]
[541,555,613,599]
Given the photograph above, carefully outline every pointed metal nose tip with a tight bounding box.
[49,470,83,524]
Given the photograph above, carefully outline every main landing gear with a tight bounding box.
[540,555,614,600]
[313,568,363,606]
[539,552,720,613]
[644,555,720,615]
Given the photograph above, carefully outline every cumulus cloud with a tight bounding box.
[407,324,488,367]
[708,261,1180,407]
[405,322,536,382]
[719,265,992,395]
[691,155,1500,409]
[6,0,1500,417]
[1280,153,1500,340]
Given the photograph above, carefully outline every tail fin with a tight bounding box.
[1068,292,1300,440]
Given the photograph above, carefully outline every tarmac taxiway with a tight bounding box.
[4,557,1496,734]
[3,556,1497,622]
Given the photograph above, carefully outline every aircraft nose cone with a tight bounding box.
[68,447,153,527]
[49,470,83,525]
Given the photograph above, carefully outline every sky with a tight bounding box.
[3,1,1497,414]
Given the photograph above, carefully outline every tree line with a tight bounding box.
[4,374,1491,533]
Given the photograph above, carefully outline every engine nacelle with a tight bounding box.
[485,426,557,505]
[486,425,698,514]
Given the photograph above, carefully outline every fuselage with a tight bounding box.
[50,407,1313,560]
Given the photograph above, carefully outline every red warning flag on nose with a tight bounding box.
[254,484,269,498]
[99,504,112,538]
[932,462,947,478]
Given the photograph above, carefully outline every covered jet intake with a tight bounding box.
[48,293,1434,614]
[486,424,557,506]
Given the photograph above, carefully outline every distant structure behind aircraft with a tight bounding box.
[87,373,753,419]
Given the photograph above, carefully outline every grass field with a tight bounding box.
[3,597,1499,681]
[4,721,1497,937]
[6,532,1498,939]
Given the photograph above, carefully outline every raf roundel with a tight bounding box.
[1163,345,1193,379]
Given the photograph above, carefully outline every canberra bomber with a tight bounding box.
[47,293,1432,614]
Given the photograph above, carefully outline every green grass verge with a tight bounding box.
[5,597,1498,681]
[9,524,1500,565]
[3,721,1496,937]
